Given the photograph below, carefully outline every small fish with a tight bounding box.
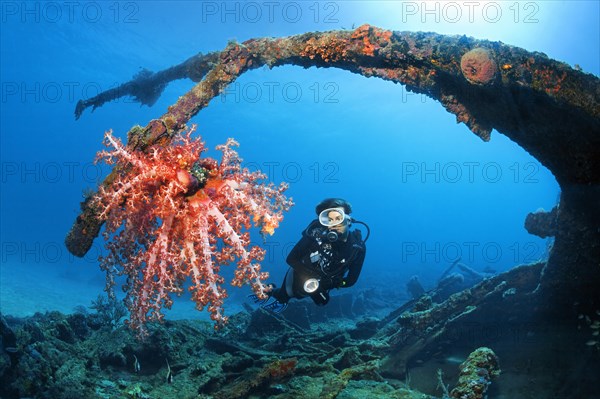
[585,340,598,346]
[133,355,140,373]
[445,356,466,364]
[590,321,600,329]
[166,358,173,384]
[578,314,584,319]
[593,331,599,336]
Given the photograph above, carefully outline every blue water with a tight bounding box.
[1,1,598,320]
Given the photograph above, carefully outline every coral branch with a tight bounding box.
[75,25,599,181]
[74,52,219,120]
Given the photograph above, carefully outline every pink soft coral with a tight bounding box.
[93,126,292,336]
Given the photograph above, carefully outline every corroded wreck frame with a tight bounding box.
[66,25,600,335]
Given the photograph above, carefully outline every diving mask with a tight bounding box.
[318,207,349,227]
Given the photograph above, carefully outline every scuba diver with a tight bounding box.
[254,198,369,313]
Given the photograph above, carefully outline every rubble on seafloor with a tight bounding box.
[2,261,600,399]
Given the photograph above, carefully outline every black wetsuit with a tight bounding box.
[271,220,366,305]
